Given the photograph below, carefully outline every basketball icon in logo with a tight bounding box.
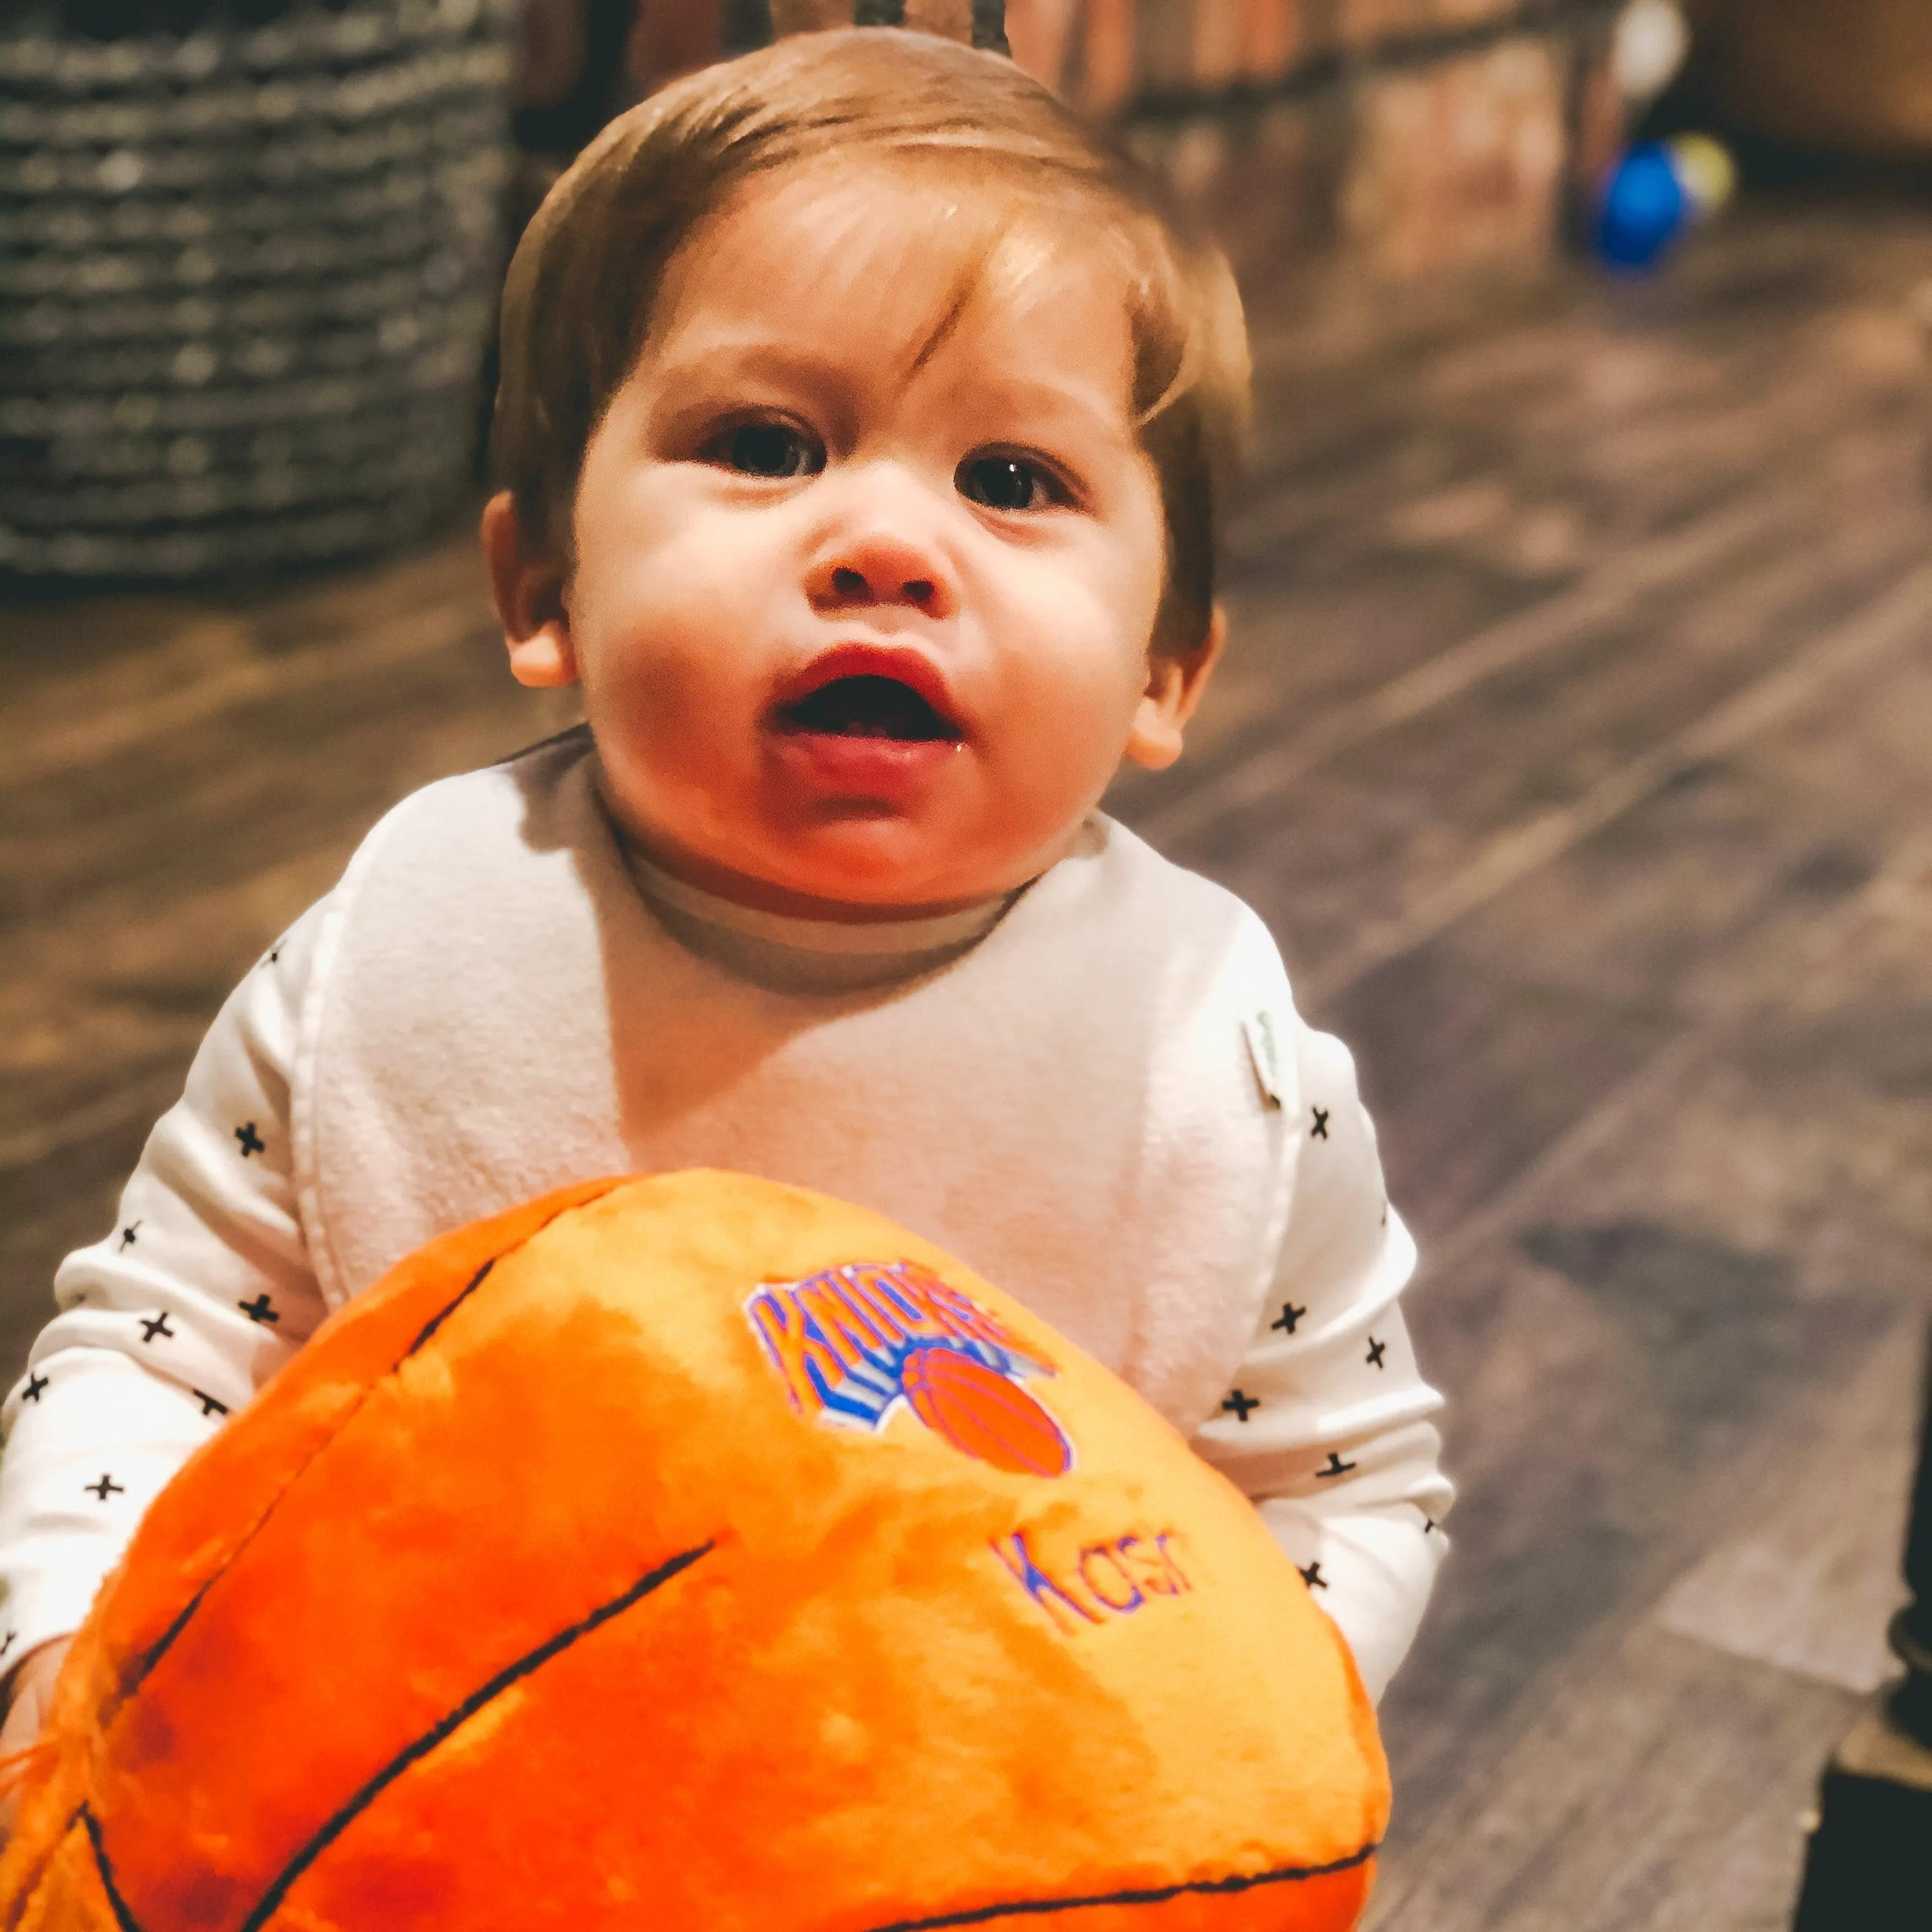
[744,1257,1076,1475]
[901,1344,1073,1477]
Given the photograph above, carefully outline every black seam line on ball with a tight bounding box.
[404,1255,495,1358]
[235,1540,716,1932]
[125,1257,502,1696]
[81,1806,147,1932]
[864,1841,1380,1931]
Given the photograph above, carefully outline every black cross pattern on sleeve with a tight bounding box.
[86,1473,124,1501]
[194,1390,229,1418]
[1365,1335,1387,1370]
[238,1292,279,1326]
[234,1123,266,1159]
[22,1372,47,1404]
[1310,1107,1330,1139]
[0,1630,15,1661]
[139,1312,174,1345]
[1314,1450,1358,1479]
[1299,1560,1326,1590]
[118,1220,141,1252]
[1271,1301,1307,1336]
[1221,1389,1261,1423]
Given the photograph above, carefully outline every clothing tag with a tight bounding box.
[1241,1011,1284,1110]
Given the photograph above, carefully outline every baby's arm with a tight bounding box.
[0,901,332,1693]
[1192,1020,1452,1704]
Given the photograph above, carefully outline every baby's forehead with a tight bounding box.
[660,158,1139,367]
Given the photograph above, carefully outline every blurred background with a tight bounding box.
[7,1,1932,1924]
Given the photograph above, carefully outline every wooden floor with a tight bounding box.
[8,186,1932,1926]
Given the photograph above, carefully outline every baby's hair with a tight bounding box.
[490,29,1250,654]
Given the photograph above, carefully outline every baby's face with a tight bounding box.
[515,167,1206,917]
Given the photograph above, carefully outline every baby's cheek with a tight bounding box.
[581,649,731,831]
[1009,620,1148,761]
[979,680,1133,856]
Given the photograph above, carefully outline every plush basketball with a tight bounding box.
[0,1170,1386,1931]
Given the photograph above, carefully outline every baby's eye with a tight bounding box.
[703,420,824,479]
[956,452,1067,512]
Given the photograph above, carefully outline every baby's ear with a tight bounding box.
[1125,604,1226,771]
[481,492,579,689]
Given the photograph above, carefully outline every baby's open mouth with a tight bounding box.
[776,675,962,743]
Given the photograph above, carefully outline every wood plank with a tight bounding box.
[1361,828,1932,1894]
[1366,1625,1860,1931]
[1653,1323,1917,1696]
[1298,560,1932,1003]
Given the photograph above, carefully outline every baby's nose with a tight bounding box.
[829,565,936,607]
[808,530,954,618]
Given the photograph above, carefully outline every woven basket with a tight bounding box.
[0,0,517,579]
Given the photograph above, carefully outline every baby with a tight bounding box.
[0,29,1451,1771]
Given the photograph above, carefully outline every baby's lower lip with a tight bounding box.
[767,726,962,797]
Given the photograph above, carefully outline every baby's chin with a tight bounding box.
[744,838,1014,921]
[607,781,1069,920]
[696,815,1050,923]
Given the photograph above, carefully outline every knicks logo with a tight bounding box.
[745,1260,1073,1477]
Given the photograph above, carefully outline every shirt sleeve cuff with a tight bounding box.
[1256,1496,1448,1703]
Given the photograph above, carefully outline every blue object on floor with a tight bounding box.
[1595,141,1690,270]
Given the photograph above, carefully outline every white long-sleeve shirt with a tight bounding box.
[0,746,1450,1699]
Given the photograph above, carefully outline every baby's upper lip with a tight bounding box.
[770,642,965,737]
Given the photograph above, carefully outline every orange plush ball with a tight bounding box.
[0,1171,1388,1931]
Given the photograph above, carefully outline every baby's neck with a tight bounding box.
[635,844,1005,924]
[618,838,1022,999]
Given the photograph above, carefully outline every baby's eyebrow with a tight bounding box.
[640,339,862,450]
[647,337,852,402]
[678,347,804,388]
[954,373,1131,438]
[647,335,1133,450]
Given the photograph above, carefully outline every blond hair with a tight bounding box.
[491,29,1250,650]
